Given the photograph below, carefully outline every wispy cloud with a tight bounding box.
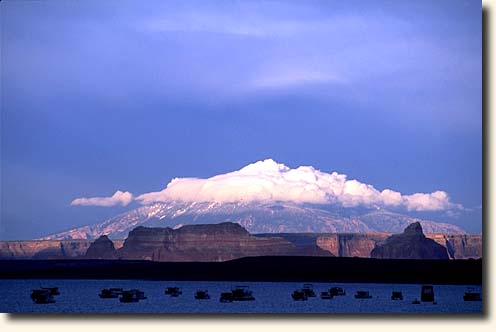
[141,4,410,39]
[137,7,421,94]
[142,10,327,37]
[71,190,133,207]
[250,69,343,88]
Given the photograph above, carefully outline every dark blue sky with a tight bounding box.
[0,0,481,239]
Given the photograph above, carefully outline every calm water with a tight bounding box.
[0,279,482,314]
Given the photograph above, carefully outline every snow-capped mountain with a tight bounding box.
[42,201,465,240]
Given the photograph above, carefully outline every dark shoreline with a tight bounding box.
[0,256,482,285]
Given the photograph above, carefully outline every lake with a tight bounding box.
[0,279,482,314]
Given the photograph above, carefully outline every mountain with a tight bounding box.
[42,201,465,240]
[112,222,330,262]
[85,235,116,259]
[370,222,450,259]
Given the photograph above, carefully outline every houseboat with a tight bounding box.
[420,285,435,302]
[301,284,316,297]
[194,290,211,300]
[292,290,308,301]
[329,287,346,296]
[119,290,140,303]
[99,288,123,299]
[391,291,403,300]
[231,285,255,301]
[165,286,182,297]
[41,287,60,296]
[130,289,146,300]
[30,289,56,304]
[119,289,146,303]
[354,290,372,299]
[220,292,234,303]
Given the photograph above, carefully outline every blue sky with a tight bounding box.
[0,0,481,239]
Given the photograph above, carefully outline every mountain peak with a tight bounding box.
[371,222,449,259]
[404,222,423,235]
[85,234,116,259]
[41,201,466,240]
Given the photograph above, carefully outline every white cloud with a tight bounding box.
[71,190,133,207]
[135,159,460,212]
[402,191,460,212]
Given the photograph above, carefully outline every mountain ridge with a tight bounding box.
[42,201,466,240]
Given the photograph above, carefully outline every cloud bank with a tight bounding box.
[134,159,460,212]
[71,190,133,207]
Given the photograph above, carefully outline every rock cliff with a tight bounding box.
[315,233,390,257]
[0,240,91,259]
[116,222,330,262]
[0,224,481,260]
[85,235,117,259]
[435,234,482,259]
[311,232,482,259]
[370,222,449,259]
[0,240,124,259]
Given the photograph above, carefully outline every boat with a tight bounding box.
[320,291,333,300]
[301,284,316,297]
[41,287,60,296]
[354,290,372,299]
[463,290,482,301]
[231,285,255,301]
[119,289,146,303]
[329,287,346,296]
[170,289,181,297]
[194,290,211,300]
[119,291,140,303]
[99,288,123,299]
[30,289,56,304]
[165,286,182,297]
[220,292,234,303]
[420,285,435,302]
[391,291,403,300]
[129,289,146,300]
[412,298,421,304]
[219,285,255,302]
[292,290,308,301]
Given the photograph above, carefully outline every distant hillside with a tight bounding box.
[42,201,465,240]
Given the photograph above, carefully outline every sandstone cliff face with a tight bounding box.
[116,222,325,262]
[0,226,481,260]
[0,240,91,259]
[444,234,482,259]
[85,235,117,259]
[370,222,449,259]
[316,233,390,257]
[0,239,124,259]
[308,233,481,259]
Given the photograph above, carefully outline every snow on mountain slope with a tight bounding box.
[42,201,465,240]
